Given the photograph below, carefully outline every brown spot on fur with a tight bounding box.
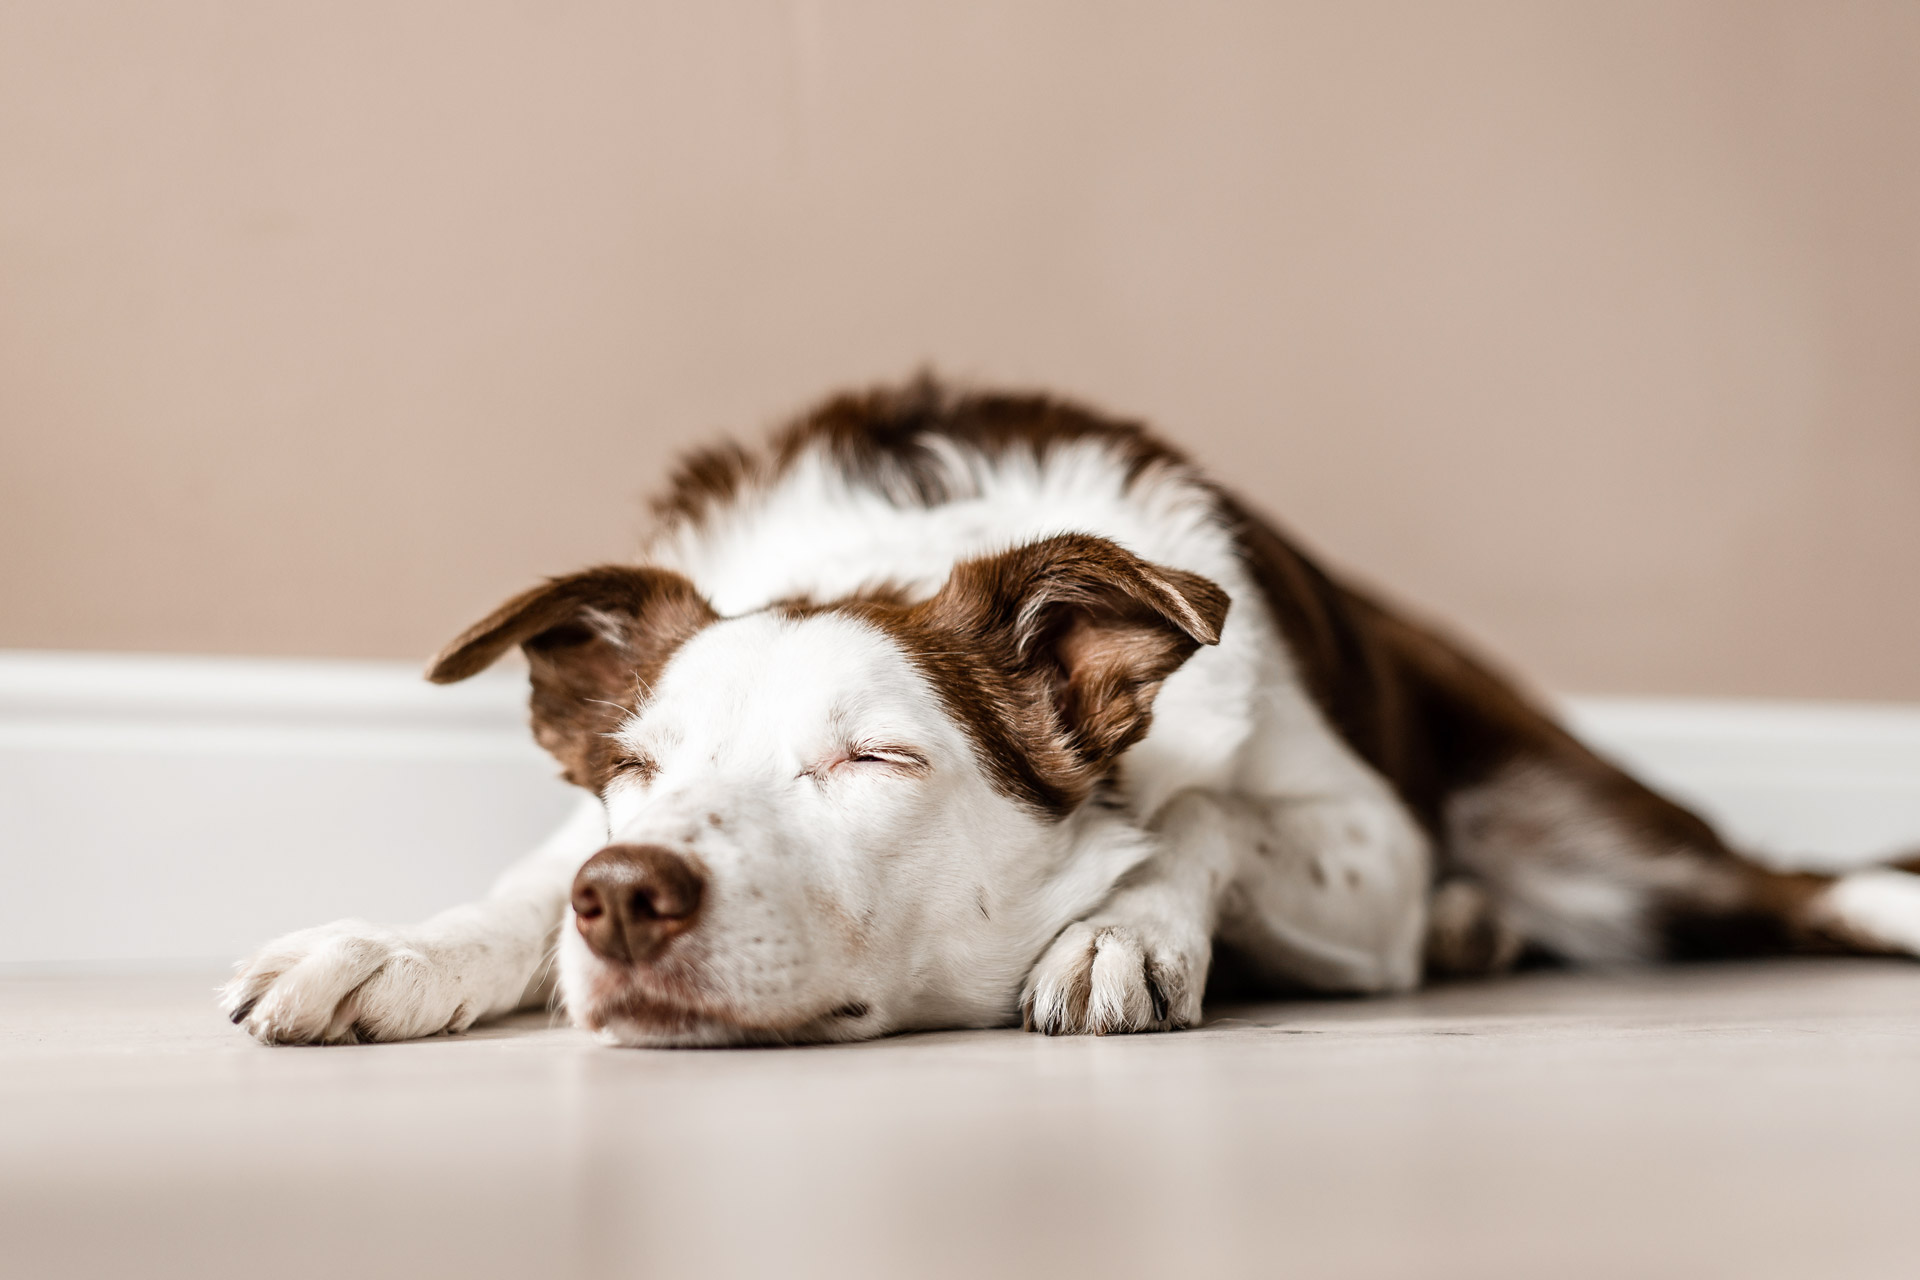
[649,440,757,531]
[648,374,1191,541]
[772,375,1186,509]
[804,885,869,953]
[426,566,718,789]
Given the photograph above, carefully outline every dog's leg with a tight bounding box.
[1423,877,1528,977]
[1020,805,1225,1035]
[1209,789,1432,995]
[1022,795,1255,1035]
[220,796,606,1044]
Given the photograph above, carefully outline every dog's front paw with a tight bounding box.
[220,920,480,1045]
[1021,921,1206,1035]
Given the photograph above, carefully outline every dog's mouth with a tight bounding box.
[575,969,868,1048]
[575,966,734,1042]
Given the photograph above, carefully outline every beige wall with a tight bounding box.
[3,2,1916,699]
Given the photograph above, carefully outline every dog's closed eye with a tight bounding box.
[610,754,660,784]
[807,744,930,779]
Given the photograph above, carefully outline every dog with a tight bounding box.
[222,377,1920,1046]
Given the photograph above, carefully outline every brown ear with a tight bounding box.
[427,565,718,788]
[920,534,1229,802]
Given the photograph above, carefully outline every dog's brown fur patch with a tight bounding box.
[828,533,1228,817]
[649,375,1187,537]
[427,566,718,788]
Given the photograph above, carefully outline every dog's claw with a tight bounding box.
[1146,968,1171,1023]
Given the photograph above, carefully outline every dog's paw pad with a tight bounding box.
[1021,921,1200,1035]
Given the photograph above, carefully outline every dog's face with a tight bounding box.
[563,609,1071,1046]
[430,535,1227,1045]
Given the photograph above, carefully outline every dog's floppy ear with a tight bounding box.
[925,533,1230,782]
[428,565,718,788]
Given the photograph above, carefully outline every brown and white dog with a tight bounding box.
[222,378,1920,1047]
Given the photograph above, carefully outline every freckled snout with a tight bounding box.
[571,844,706,964]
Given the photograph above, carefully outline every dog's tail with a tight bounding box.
[1798,850,1920,958]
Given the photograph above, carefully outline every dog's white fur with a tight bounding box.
[218,433,1452,1044]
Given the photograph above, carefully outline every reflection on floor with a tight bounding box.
[5,960,1918,1280]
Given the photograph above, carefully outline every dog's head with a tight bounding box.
[430,534,1227,1045]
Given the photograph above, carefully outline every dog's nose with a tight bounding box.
[571,844,706,964]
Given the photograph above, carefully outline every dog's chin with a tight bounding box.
[596,1011,797,1048]
[575,988,854,1049]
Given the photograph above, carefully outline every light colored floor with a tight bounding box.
[5,962,1920,1280]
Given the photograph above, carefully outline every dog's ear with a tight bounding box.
[925,534,1230,781]
[428,566,718,788]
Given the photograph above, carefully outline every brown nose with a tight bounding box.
[571,844,706,964]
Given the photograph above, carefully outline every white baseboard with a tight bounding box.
[3,650,1918,966]
[1562,697,1920,873]
[0,652,579,966]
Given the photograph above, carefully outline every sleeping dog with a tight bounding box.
[222,378,1920,1046]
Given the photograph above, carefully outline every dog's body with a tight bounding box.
[224,380,1920,1046]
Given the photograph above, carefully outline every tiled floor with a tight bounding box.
[5,960,1919,1279]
